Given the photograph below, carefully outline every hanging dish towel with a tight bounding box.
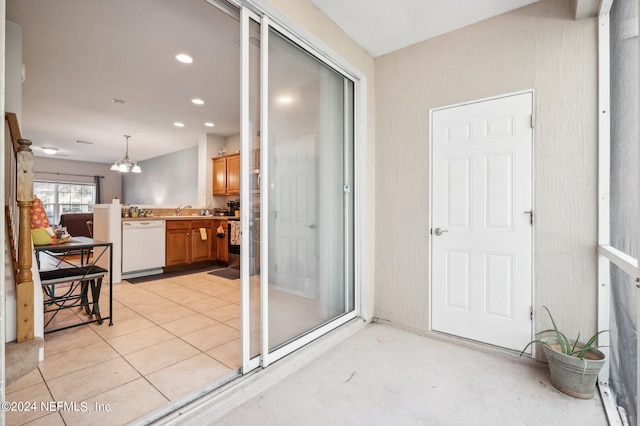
[199,228,207,240]
[230,221,241,245]
[216,224,225,238]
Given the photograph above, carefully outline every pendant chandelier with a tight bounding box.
[110,135,141,173]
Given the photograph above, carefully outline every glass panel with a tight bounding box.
[248,17,261,359]
[34,181,56,223]
[609,1,639,423]
[267,28,354,350]
[34,181,95,224]
[610,0,638,259]
[609,262,638,426]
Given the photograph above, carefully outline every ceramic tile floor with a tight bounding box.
[6,269,244,425]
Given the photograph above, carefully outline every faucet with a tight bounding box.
[176,204,192,216]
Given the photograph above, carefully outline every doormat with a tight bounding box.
[207,268,240,280]
[126,265,224,284]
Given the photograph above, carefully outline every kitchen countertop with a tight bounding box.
[122,215,237,221]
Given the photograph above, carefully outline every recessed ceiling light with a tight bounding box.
[175,54,193,64]
[174,122,185,127]
[204,122,215,127]
[42,147,58,155]
[191,98,204,105]
[277,95,294,104]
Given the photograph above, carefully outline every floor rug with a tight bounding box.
[126,265,223,284]
[207,268,240,280]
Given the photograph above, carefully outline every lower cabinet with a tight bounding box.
[191,220,214,263]
[165,219,229,270]
[165,221,191,267]
[214,219,228,263]
[165,220,215,269]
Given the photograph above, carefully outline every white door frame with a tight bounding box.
[428,90,535,351]
[237,3,362,371]
[257,15,358,368]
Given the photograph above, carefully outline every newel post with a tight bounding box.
[15,139,34,342]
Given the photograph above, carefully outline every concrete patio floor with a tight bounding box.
[162,322,608,425]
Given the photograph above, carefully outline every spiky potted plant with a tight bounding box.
[520,306,608,399]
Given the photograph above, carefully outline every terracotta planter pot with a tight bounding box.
[541,337,606,399]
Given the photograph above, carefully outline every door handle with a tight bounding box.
[433,227,448,236]
[305,224,316,230]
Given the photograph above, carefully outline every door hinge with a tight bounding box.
[530,114,535,129]
[524,210,533,226]
[530,306,533,321]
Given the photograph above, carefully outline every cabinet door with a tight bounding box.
[212,157,228,195]
[166,227,190,267]
[217,220,229,262]
[227,154,240,195]
[191,221,212,263]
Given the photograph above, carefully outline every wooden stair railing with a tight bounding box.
[5,112,35,343]
[5,206,18,278]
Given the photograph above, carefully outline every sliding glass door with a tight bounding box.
[260,18,356,364]
[264,26,354,357]
[240,9,356,370]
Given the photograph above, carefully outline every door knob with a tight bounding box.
[305,224,316,230]
[433,227,448,236]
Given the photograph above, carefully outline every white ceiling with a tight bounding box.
[7,0,242,164]
[309,0,540,57]
[8,0,543,165]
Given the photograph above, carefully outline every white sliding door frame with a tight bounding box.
[233,0,364,370]
[240,5,262,374]
[596,0,636,424]
[259,13,271,367]
[258,16,358,368]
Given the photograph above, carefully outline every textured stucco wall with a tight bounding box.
[374,0,598,342]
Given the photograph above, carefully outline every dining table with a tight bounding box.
[34,236,113,333]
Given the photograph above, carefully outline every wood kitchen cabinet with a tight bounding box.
[165,220,215,269]
[215,219,228,263]
[165,221,190,267]
[191,220,214,263]
[212,153,240,196]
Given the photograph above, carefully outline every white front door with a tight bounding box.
[431,92,533,352]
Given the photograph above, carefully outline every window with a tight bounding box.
[34,181,95,225]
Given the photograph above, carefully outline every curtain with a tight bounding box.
[94,175,102,204]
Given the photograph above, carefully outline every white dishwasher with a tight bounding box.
[122,220,166,276]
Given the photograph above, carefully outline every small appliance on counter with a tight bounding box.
[228,199,240,217]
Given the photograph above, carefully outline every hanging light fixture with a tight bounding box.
[110,135,141,173]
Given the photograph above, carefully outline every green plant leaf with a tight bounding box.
[521,306,609,359]
[519,339,550,357]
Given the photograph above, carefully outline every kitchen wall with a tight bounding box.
[121,132,242,209]
[199,133,240,211]
[374,0,598,345]
[34,156,122,203]
[122,146,198,206]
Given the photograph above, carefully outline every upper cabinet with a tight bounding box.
[213,153,240,196]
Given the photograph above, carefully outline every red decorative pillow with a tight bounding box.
[30,196,49,229]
